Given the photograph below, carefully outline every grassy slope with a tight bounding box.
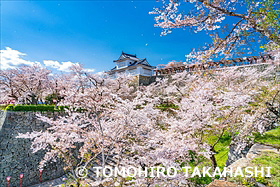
[204,128,280,186]
[229,127,280,187]
[208,132,231,169]
[254,127,280,148]
[253,127,280,186]
[251,152,280,187]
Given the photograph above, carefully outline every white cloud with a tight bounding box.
[44,60,95,72]
[96,71,105,75]
[84,68,95,73]
[58,61,78,72]
[43,60,77,72]
[0,47,41,69]
[43,60,60,69]
[0,47,95,73]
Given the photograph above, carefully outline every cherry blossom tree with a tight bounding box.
[17,64,278,186]
[0,65,52,104]
[150,0,280,63]
[17,65,147,185]
[142,66,278,172]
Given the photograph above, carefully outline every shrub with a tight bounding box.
[0,105,7,110]
[5,104,14,111]
[156,103,179,111]
[5,104,68,112]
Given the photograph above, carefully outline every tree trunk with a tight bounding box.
[210,154,217,170]
[31,93,37,105]
[210,147,217,177]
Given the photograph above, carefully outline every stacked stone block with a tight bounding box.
[0,111,64,187]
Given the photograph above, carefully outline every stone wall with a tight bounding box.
[140,64,280,86]
[0,111,64,187]
[226,142,253,166]
[138,75,164,86]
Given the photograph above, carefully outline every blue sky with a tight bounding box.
[1,1,212,72]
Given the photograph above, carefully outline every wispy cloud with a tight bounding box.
[0,47,95,73]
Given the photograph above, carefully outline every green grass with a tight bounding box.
[254,127,280,148]
[188,176,213,185]
[252,152,280,187]
[0,105,6,110]
[179,133,232,185]
[207,131,232,168]
[227,127,280,187]
[227,152,280,187]
[156,103,179,111]
[180,155,213,185]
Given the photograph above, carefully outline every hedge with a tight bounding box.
[4,103,178,112]
[5,104,68,112]
[156,103,179,111]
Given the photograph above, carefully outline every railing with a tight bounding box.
[155,54,276,76]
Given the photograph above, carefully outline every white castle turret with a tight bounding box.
[107,52,155,78]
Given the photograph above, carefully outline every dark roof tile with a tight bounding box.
[122,51,136,58]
